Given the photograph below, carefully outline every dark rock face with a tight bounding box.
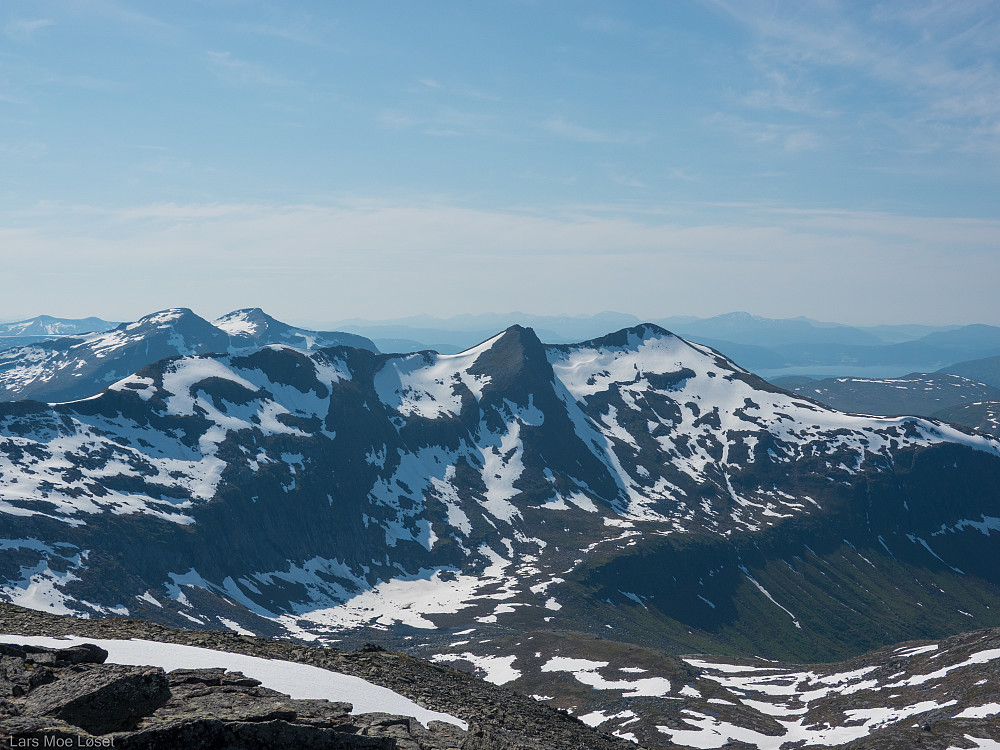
[0,642,453,749]
[117,720,396,749]
[24,664,170,734]
[461,725,553,750]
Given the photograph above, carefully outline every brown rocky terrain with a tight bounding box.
[0,602,641,750]
[4,602,1000,749]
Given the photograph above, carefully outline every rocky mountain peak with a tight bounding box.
[467,325,551,394]
[571,322,680,351]
[2,319,1000,737]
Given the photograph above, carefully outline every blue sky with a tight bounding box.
[1,1,999,325]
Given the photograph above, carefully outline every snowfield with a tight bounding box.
[0,634,465,729]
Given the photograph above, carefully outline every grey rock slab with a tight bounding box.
[23,664,170,734]
[0,714,93,743]
[112,718,396,749]
[460,724,555,750]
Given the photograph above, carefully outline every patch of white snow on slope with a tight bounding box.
[373,333,502,418]
[949,738,1000,750]
[292,547,517,630]
[740,565,801,628]
[430,652,520,685]
[541,656,671,697]
[213,310,258,336]
[659,699,956,750]
[886,648,1000,687]
[956,703,1000,719]
[1,556,87,616]
[0,635,464,729]
[160,357,259,415]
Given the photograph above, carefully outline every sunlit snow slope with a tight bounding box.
[0,307,376,404]
[0,324,998,661]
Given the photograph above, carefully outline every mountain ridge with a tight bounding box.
[0,324,997,650]
[0,307,377,404]
[4,601,1000,749]
[2,322,1000,747]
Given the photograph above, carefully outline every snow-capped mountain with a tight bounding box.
[0,315,119,352]
[213,308,376,351]
[0,308,377,404]
[1,323,998,665]
[0,315,118,338]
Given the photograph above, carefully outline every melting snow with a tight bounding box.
[541,657,671,697]
[0,634,464,729]
[430,652,521,685]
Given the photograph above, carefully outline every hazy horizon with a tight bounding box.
[0,306,983,332]
[2,2,998,325]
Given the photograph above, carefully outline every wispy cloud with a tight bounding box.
[235,22,323,46]
[578,15,631,34]
[410,77,501,102]
[6,198,998,324]
[542,117,646,144]
[709,0,1000,154]
[205,51,299,89]
[707,113,821,152]
[377,107,497,138]
[739,71,837,117]
[4,18,53,42]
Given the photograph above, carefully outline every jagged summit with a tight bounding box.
[466,325,552,392]
[1,319,998,654]
[1,319,999,749]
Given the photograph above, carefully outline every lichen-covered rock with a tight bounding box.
[0,604,643,749]
[0,642,474,750]
[0,714,93,741]
[52,643,109,666]
[22,663,171,734]
[112,719,397,749]
[460,724,556,750]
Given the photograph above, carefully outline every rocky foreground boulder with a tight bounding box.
[0,604,638,750]
[0,641,468,748]
[6,601,1000,749]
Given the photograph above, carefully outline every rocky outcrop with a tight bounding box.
[0,642,459,748]
[0,604,640,750]
[24,662,170,734]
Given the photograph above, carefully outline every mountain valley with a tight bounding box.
[770,372,1000,438]
[0,312,999,748]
